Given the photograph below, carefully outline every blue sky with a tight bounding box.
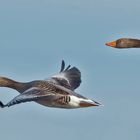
[0,0,140,140]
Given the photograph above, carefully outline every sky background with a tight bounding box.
[0,0,140,140]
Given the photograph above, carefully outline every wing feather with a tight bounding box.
[5,87,58,107]
[47,60,81,90]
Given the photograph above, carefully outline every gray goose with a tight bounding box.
[106,38,140,49]
[0,60,101,109]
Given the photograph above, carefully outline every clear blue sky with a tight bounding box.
[0,0,140,140]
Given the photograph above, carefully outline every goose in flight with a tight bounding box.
[106,38,140,49]
[0,60,101,109]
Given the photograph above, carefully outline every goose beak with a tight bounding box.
[79,100,103,107]
[105,41,116,48]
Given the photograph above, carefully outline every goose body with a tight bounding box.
[0,60,101,109]
[106,38,140,49]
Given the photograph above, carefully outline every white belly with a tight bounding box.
[36,97,80,109]
[68,95,94,108]
[35,95,94,109]
[68,95,81,108]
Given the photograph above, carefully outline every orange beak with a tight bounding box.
[105,41,117,48]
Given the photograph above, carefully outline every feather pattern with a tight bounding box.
[47,60,81,90]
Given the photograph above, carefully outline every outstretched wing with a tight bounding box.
[47,60,81,91]
[5,87,60,107]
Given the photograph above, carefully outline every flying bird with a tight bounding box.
[0,60,102,109]
[106,38,140,49]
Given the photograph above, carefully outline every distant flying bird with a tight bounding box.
[105,38,140,49]
[0,60,102,109]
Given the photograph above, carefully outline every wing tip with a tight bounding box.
[60,60,65,72]
[52,60,82,90]
[0,101,4,108]
[64,67,82,89]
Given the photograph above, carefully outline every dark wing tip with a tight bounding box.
[53,60,82,90]
[0,101,5,108]
[65,65,71,71]
[60,60,71,72]
[65,67,81,90]
[60,60,65,72]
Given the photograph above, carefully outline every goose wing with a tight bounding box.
[47,60,81,90]
[5,86,68,107]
